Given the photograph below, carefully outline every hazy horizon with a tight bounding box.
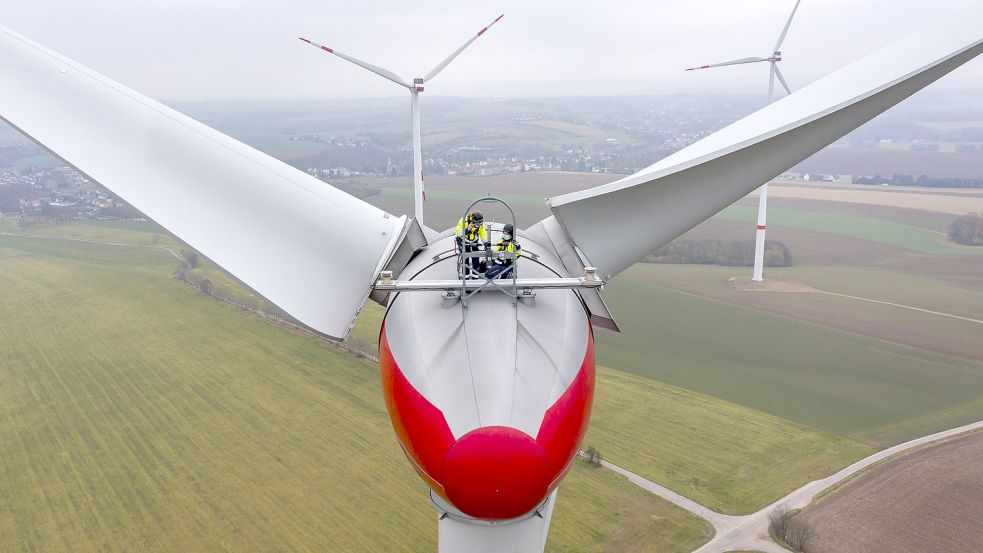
[4,0,983,101]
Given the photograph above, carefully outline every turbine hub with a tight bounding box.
[442,426,550,520]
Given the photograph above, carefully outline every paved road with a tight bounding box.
[604,418,983,552]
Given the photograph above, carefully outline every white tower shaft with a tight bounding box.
[754,67,775,283]
[411,89,424,222]
[752,182,768,281]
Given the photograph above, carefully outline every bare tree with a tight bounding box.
[770,505,813,552]
[787,518,813,551]
[769,504,791,544]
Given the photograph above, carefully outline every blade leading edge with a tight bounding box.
[1,26,407,339]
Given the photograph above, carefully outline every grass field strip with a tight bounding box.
[602,418,983,553]
[0,231,182,260]
[600,460,736,531]
[2,228,391,370]
[1,229,383,362]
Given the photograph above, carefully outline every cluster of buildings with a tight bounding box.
[0,167,136,221]
[432,149,625,177]
[303,150,628,180]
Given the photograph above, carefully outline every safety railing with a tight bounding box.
[456,196,519,305]
[372,196,604,307]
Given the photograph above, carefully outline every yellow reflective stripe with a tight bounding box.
[495,240,520,253]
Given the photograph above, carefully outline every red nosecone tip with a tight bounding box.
[442,426,549,520]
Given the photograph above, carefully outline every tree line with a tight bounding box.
[644,239,792,267]
[855,173,983,188]
[948,212,983,246]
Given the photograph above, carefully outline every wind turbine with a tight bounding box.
[686,0,803,281]
[2,4,982,552]
[299,14,504,226]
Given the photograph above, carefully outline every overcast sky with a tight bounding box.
[4,0,983,101]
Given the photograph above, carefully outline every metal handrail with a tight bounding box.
[373,276,604,292]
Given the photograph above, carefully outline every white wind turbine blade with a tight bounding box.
[774,0,804,52]
[539,2,983,280]
[685,57,769,71]
[774,65,793,95]
[299,38,412,89]
[423,14,504,82]
[0,26,409,340]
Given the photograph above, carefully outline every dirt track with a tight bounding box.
[751,182,983,215]
[797,431,983,553]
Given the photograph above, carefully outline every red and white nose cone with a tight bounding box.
[442,426,549,520]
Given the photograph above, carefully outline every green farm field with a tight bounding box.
[0,217,18,231]
[358,172,614,230]
[759,264,979,318]
[629,264,983,362]
[587,368,872,514]
[597,264,983,447]
[17,220,180,249]
[714,205,982,255]
[0,229,711,553]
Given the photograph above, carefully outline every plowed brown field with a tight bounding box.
[796,431,983,553]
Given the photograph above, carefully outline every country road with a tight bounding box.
[603,419,983,552]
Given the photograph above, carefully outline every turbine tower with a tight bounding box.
[686,0,803,281]
[300,14,504,226]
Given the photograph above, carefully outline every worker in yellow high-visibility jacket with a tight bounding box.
[455,211,488,277]
[490,223,521,278]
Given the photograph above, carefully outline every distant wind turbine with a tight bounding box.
[686,0,803,281]
[300,14,505,226]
